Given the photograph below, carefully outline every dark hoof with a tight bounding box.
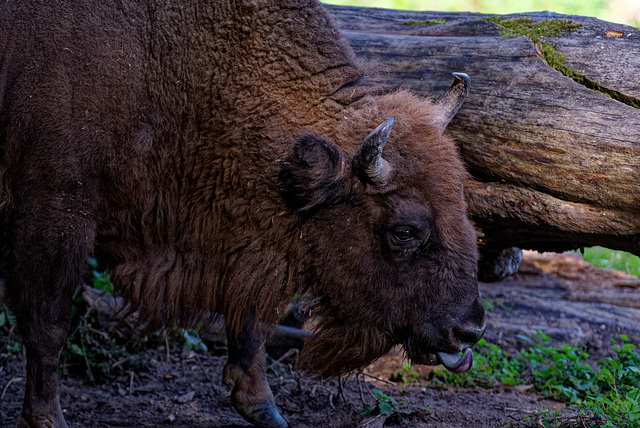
[233,400,288,428]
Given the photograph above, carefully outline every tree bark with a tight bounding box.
[326,5,640,256]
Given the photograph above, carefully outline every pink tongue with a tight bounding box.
[437,348,474,374]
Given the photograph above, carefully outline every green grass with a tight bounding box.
[578,247,640,279]
[430,331,640,427]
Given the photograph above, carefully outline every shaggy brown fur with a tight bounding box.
[1,0,484,426]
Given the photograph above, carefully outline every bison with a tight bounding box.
[0,0,486,426]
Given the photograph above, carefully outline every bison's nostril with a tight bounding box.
[454,324,486,346]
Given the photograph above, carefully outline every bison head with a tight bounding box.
[280,74,485,377]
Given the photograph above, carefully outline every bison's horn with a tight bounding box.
[354,117,394,186]
[433,72,470,133]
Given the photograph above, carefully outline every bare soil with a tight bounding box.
[2,251,640,428]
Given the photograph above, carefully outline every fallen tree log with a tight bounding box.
[326,5,640,256]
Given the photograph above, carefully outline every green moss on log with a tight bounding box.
[485,16,581,40]
[486,16,640,109]
[484,17,580,75]
[403,19,447,26]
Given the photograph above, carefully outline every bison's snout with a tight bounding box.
[435,297,486,373]
[437,348,474,374]
[446,297,486,348]
[404,297,486,373]
[452,323,486,348]
[436,321,485,374]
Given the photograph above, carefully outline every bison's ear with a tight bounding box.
[279,133,349,212]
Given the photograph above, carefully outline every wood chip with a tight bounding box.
[603,30,624,37]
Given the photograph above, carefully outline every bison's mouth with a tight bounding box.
[437,348,474,374]
[408,348,474,374]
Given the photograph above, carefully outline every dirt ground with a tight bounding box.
[2,251,639,428]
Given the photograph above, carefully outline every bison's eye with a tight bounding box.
[384,217,431,254]
[392,227,416,242]
[387,225,427,252]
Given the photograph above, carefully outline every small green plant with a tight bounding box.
[527,407,569,428]
[431,338,522,387]
[395,362,420,385]
[586,336,640,427]
[519,331,597,404]
[0,304,20,355]
[0,303,16,330]
[174,324,208,353]
[362,388,398,416]
[88,257,114,294]
[59,262,160,383]
[431,331,639,426]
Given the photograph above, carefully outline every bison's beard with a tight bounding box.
[296,316,395,377]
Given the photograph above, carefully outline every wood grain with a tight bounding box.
[327,5,640,255]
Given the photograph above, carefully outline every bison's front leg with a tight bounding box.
[17,315,71,428]
[5,202,94,428]
[223,320,288,428]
